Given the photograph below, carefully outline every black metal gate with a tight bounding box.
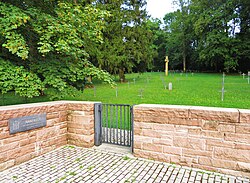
[94,103,133,147]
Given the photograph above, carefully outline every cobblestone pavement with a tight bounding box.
[0,146,249,183]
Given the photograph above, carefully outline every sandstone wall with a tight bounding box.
[133,104,250,177]
[0,101,96,171]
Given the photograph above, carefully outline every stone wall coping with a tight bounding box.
[0,100,99,111]
[135,104,191,109]
[189,106,240,113]
[135,104,249,113]
[238,109,250,113]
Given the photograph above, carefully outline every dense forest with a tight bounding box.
[152,0,250,73]
[0,0,249,99]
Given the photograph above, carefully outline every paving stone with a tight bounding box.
[0,146,249,183]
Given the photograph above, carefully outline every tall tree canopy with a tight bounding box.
[0,0,114,99]
[157,0,250,72]
[86,0,156,81]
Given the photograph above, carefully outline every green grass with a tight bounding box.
[1,72,249,109]
[70,72,250,109]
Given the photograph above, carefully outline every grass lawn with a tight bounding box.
[1,72,250,109]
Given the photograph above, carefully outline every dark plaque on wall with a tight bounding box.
[9,113,47,134]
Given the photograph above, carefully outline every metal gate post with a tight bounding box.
[94,103,102,146]
[131,105,134,153]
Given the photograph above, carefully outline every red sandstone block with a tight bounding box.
[15,153,32,165]
[136,122,153,129]
[182,148,212,157]
[201,130,225,139]
[46,119,58,127]
[36,127,60,141]
[134,141,142,149]
[188,127,202,136]
[224,133,250,144]
[169,155,181,164]
[214,147,250,163]
[134,149,170,163]
[174,126,188,136]
[189,106,239,123]
[47,136,66,147]
[206,139,235,151]
[46,112,59,120]
[134,135,153,143]
[143,143,163,153]
[59,111,68,121]
[83,104,94,111]
[173,136,188,148]
[59,122,67,129]
[142,129,162,138]
[173,136,205,150]
[212,159,237,170]
[153,124,175,131]
[163,146,182,155]
[198,156,212,166]
[217,124,236,132]
[168,119,201,126]
[59,128,68,135]
[134,104,190,119]
[67,133,94,145]
[0,120,8,127]
[0,132,10,140]
[201,121,219,131]
[192,164,218,173]
[67,122,92,130]
[0,159,15,171]
[239,109,250,123]
[199,157,237,170]
[48,104,67,112]
[235,143,250,150]
[136,116,170,124]
[236,125,250,134]
[71,115,92,124]
[134,128,142,135]
[236,162,250,173]
[0,142,20,153]
[7,143,35,160]
[0,152,7,163]
[219,168,250,178]
[153,137,173,146]
[3,134,29,144]
[28,131,37,138]
[180,156,198,166]
[68,128,93,135]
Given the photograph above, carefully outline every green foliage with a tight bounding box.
[145,19,166,71]
[86,0,155,81]
[192,0,241,71]
[0,1,114,100]
[0,59,42,98]
[158,0,250,72]
[28,2,110,58]
[0,2,30,59]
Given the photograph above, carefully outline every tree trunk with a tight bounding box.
[183,53,186,72]
[183,40,186,72]
[118,68,125,82]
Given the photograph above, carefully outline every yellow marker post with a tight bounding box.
[165,56,169,76]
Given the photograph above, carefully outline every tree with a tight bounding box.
[236,0,250,72]
[161,0,250,72]
[163,0,193,72]
[86,0,155,81]
[191,0,244,72]
[146,18,166,72]
[0,1,114,99]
